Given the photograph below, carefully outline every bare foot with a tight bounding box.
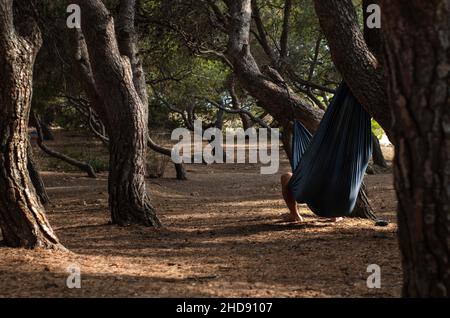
[331,217,344,222]
[281,212,304,223]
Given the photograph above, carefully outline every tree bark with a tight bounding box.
[0,1,61,249]
[313,0,393,140]
[74,0,161,227]
[382,0,450,297]
[363,0,385,65]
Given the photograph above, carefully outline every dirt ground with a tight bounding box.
[0,134,401,297]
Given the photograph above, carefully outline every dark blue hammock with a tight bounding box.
[288,82,373,217]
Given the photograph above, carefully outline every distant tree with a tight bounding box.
[73,0,161,227]
[116,0,188,180]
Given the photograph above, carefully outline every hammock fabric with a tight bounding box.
[288,82,373,217]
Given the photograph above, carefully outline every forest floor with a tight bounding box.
[0,132,401,297]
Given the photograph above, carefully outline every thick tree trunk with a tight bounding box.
[75,0,161,227]
[109,132,160,226]
[382,0,450,297]
[313,0,392,140]
[116,0,149,120]
[0,1,61,249]
[27,141,50,205]
[364,0,388,169]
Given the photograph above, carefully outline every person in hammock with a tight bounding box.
[280,172,343,223]
[278,83,371,223]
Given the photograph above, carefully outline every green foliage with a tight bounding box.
[371,119,385,139]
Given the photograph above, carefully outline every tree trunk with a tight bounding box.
[75,0,161,227]
[40,121,54,141]
[350,183,376,220]
[228,75,253,130]
[27,141,50,205]
[225,0,323,132]
[382,0,450,297]
[108,132,160,226]
[313,0,392,140]
[0,1,61,249]
[147,134,188,180]
[371,133,388,168]
[363,0,385,65]
[41,105,57,141]
[174,162,187,180]
[117,0,188,181]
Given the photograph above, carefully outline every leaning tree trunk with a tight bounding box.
[32,111,97,178]
[0,1,61,249]
[382,0,450,297]
[75,0,160,227]
[313,0,392,139]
